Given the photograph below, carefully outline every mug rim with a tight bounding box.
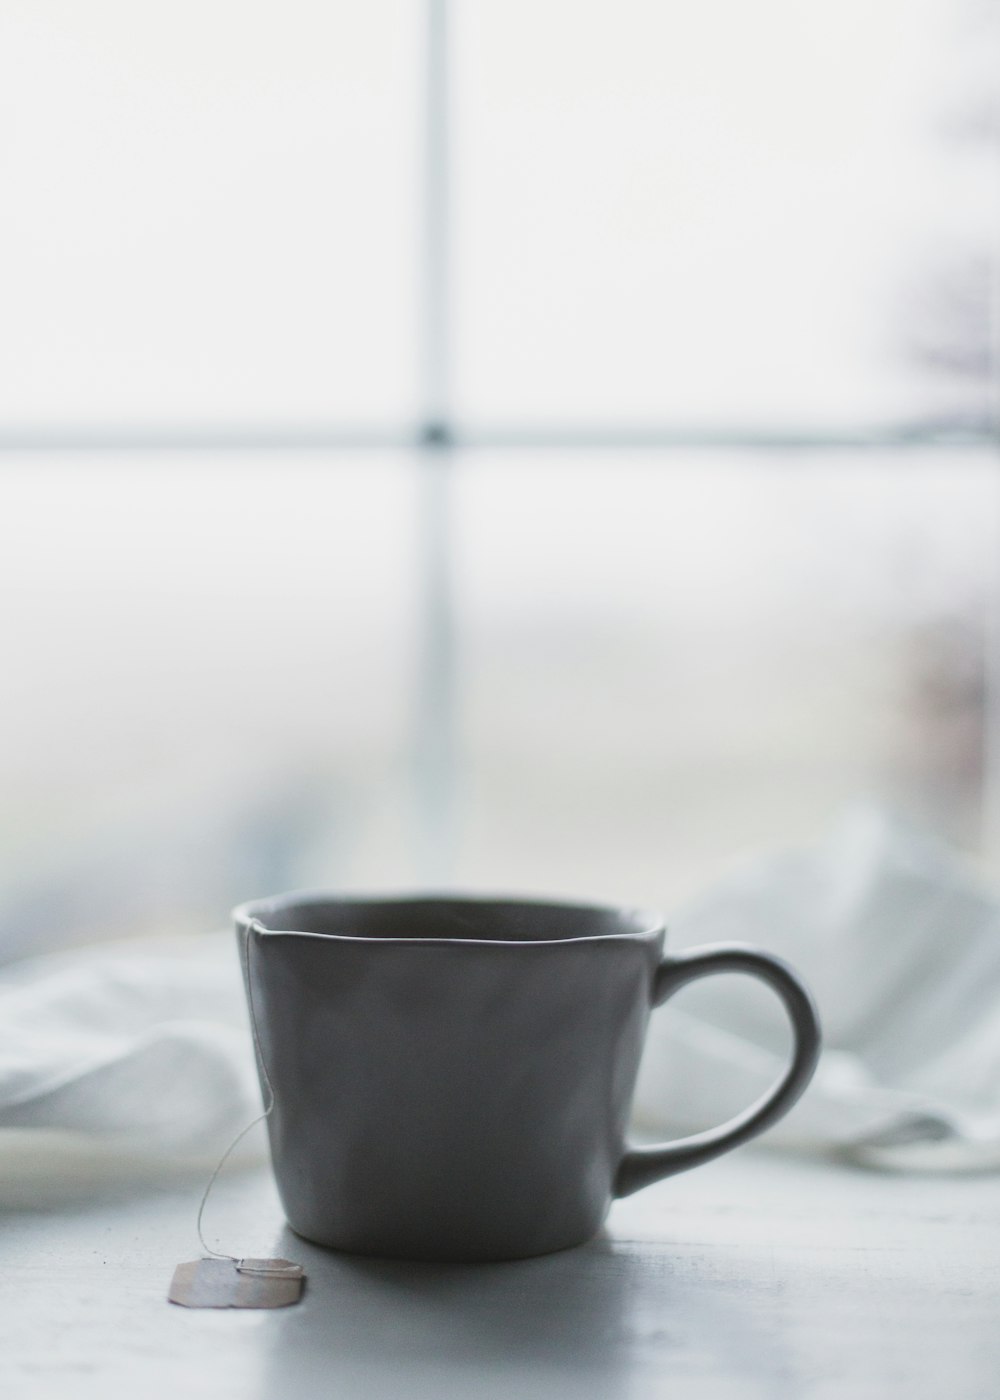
[232,889,664,946]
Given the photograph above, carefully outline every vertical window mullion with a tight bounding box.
[413,0,458,882]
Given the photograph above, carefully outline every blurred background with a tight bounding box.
[0,0,997,959]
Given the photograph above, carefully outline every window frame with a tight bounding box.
[1,0,996,879]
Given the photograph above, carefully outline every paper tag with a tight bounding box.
[168,1257,305,1309]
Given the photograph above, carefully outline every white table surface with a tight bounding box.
[2,1149,997,1400]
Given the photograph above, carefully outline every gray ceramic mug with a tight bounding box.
[233,893,821,1262]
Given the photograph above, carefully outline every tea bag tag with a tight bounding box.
[168,1257,304,1310]
[169,919,305,1309]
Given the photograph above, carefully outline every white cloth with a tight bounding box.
[634,807,1000,1169]
[2,806,999,1198]
[0,933,263,1204]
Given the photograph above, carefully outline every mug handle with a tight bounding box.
[615,943,822,1197]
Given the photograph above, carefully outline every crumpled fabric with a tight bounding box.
[2,806,999,1200]
[0,933,263,1204]
[634,806,1000,1169]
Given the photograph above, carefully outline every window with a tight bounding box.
[0,1,996,955]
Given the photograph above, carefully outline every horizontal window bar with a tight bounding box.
[0,424,994,454]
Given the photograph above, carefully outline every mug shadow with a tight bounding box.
[257,1223,788,1400]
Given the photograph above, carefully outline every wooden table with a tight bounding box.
[2,1150,997,1399]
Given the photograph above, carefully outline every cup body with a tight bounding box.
[233,894,663,1262]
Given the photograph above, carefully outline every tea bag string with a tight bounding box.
[195,917,292,1278]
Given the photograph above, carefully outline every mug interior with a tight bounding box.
[237,894,660,944]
